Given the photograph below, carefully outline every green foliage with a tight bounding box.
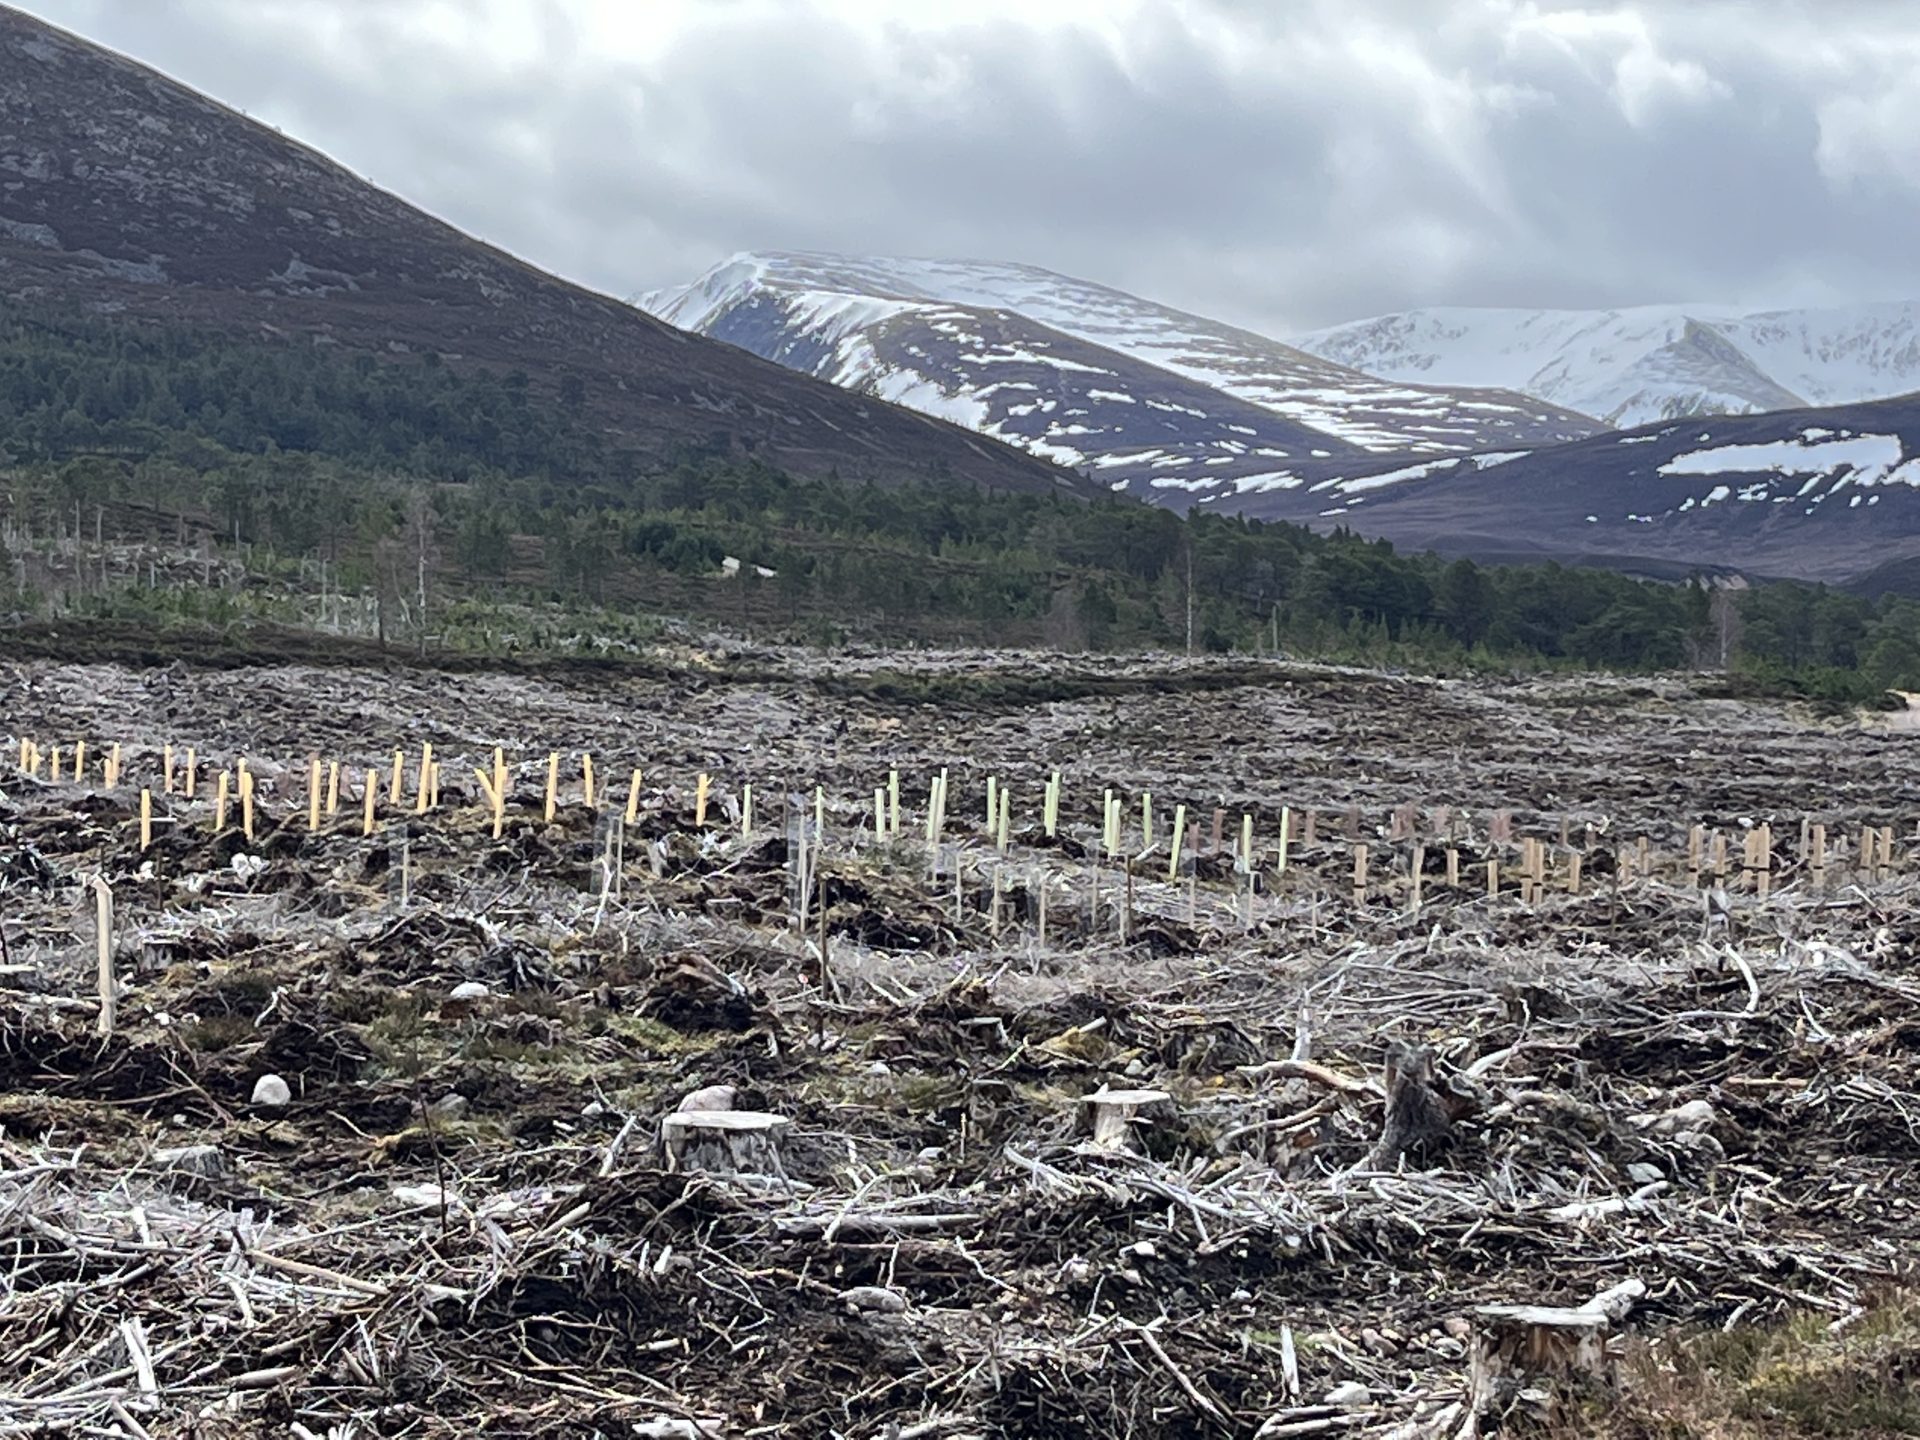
[1,303,1918,696]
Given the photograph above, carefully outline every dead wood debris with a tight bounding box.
[0,657,1917,1437]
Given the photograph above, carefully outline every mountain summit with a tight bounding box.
[644,252,1602,503]
[1294,303,1920,427]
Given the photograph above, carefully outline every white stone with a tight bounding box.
[448,981,490,1003]
[839,1285,909,1313]
[676,1083,738,1113]
[1325,1381,1371,1407]
[250,1073,291,1107]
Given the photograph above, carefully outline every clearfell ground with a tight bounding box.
[1,651,1917,1438]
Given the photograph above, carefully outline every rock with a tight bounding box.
[231,853,267,880]
[839,1285,909,1314]
[427,1092,469,1121]
[153,1143,227,1179]
[866,1059,891,1076]
[250,1073,291,1108]
[1626,1162,1665,1185]
[448,981,490,1003]
[581,1100,606,1118]
[676,1083,738,1114]
[1325,1381,1371,1407]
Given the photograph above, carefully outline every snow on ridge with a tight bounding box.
[1294,300,1920,427]
[1657,432,1919,489]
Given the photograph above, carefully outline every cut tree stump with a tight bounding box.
[660,1110,789,1177]
[1079,1088,1172,1150]
[1469,1278,1645,1427]
[1362,1041,1480,1170]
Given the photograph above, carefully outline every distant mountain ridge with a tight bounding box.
[1293,303,1920,427]
[644,253,1602,503]
[0,6,1086,498]
[1253,395,1920,583]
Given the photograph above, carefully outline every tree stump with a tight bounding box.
[1363,1042,1480,1170]
[1079,1088,1172,1150]
[660,1110,789,1177]
[1469,1279,1645,1427]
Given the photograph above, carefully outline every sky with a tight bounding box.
[14,0,1920,334]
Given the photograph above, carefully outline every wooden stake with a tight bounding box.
[415,743,434,814]
[139,789,152,851]
[185,748,198,800]
[696,772,710,827]
[1277,807,1291,876]
[545,752,560,823]
[1812,823,1827,891]
[215,771,230,832]
[1409,842,1425,914]
[49,745,60,783]
[1487,857,1499,900]
[162,743,174,794]
[390,750,404,805]
[1141,791,1153,849]
[874,787,887,841]
[1567,850,1582,895]
[582,752,596,811]
[997,789,1010,852]
[308,757,322,832]
[73,739,85,784]
[1352,843,1369,907]
[888,769,900,836]
[1710,831,1728,886]
[364,769,379,837]
[742,783,753,839]
[326,760,340,817]
[239,770,255,843]
[626,768,643,825]
[1756,823,1772,902]
[1168,803,1188,881]
[1211,808,1226,855]
[92,876,114,1039]
[1445,847,1459,888]
[108,742,121,789]
[986,775,997,833]
[1880,825,1894,882]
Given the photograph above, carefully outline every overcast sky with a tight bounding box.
[15,0,1920,332]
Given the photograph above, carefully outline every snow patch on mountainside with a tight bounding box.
[1294,303,1920,428]
[642,252,1601,505]
[1658,431,1920,489]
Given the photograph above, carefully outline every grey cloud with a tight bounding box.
[13,0,1920,332]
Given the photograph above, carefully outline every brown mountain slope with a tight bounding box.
[0,5,1091,496]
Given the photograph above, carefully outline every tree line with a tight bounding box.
[1,304,1917,701]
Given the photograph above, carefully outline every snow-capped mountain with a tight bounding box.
[1294,304,1920,429]
[1264,396,1920,582]
[642,253,1601,502]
